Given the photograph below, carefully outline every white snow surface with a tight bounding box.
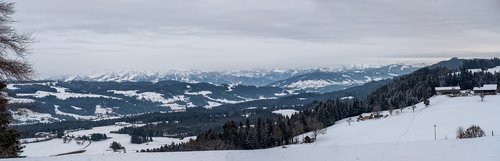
[184,89,256,108]
[6,84,20,90]
[10,108,60,124]
[94,105,114,116]
[54,105,96,120]
[108,90,187,111]
[20,125,192,157]
[7,97,36,104]
[272,109,299,117]
[16,85,121,100]
[473,84,497,91]
[467,66,500,74]
[435,86,461,91]
[340,96,354,100]
[285,80,340,90]
[9,95,500,161]
[487,66,500,73]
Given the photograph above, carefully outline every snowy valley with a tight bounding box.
[5,81,290,124]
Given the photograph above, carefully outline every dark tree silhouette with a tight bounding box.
[0,1,33,158]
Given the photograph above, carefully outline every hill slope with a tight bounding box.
[11,94,500,161]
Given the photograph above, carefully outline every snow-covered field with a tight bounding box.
[21,125,192,157]
[7,94,500,161]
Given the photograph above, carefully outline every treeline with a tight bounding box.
[461,57,500,70]
[131,135,153,144]
[113,122,194,139]
[142,99,364,152]
[90,133,108,141]
[366,67,446,111]
[444,68,500,90]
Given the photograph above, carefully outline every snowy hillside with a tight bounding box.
[9,94,500,161]
[314,95,500,145]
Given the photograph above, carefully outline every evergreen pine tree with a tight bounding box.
[0,1,33,158]
[423,87,430,107]
[0,83,23,158]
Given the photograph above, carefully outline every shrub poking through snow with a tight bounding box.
[457,125,486,139]
[110,141,124,152]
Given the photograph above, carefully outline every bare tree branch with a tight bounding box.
[0,2,33,81]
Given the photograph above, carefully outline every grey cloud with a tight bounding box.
[10,0,500,76]
[17,0,500,40]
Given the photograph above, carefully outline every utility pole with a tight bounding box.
[434,124,437,140]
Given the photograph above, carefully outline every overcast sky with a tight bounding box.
[12,0,500,77]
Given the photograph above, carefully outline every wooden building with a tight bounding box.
[435,86,461,96]
[473,84,498,95]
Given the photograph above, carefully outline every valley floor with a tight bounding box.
[7,94,500,161]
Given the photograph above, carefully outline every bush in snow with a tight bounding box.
[456,125,486,139]
[456,127,465,139]
[90,133,108,141]
[304,136,313,143]
[110,141,124,152]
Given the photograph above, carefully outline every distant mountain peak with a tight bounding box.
[42,63,426,89]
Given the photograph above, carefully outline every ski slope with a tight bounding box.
[7,94,500,161]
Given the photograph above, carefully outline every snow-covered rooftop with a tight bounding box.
[473,84,498,91]
[435,86,461,91]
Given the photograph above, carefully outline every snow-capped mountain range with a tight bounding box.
[45,64,425,93]
[271,64,422,93]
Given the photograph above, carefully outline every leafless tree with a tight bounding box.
[0,1,33,158]
[372,104,381,116]
[457,125,486,139]
[388,104,394,115]
[0,2,33,81]
[307,117,326,140]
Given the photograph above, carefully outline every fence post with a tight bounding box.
[434,124,437,140]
